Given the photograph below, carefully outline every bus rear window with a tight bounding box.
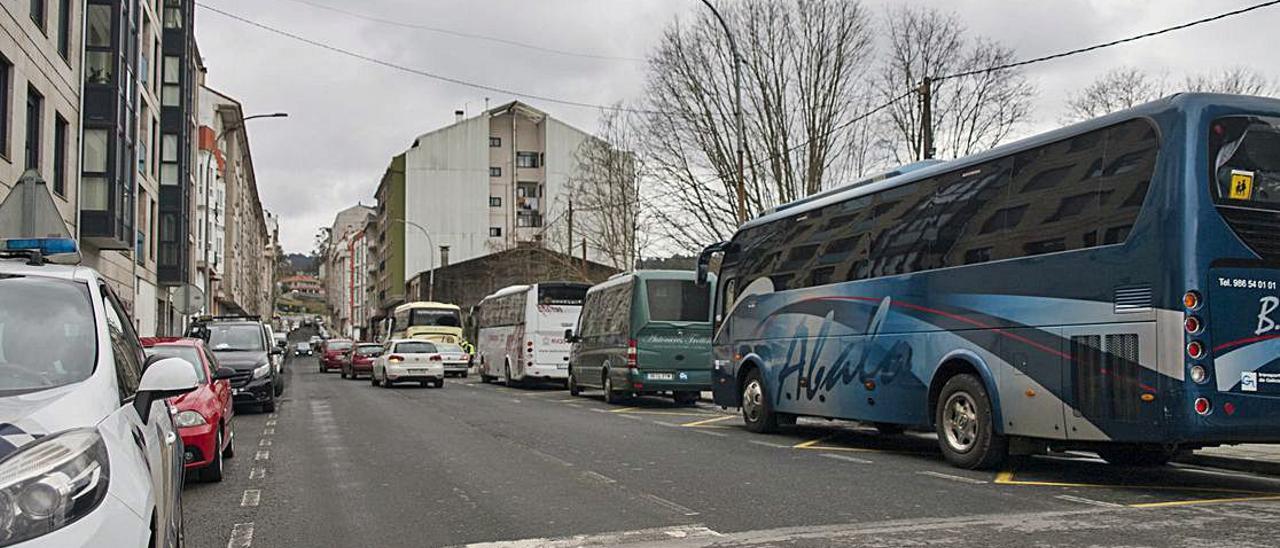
[645,279,710,323]
[410,309,461,327]
[538,285,587,306]
[1212,115,1280,208]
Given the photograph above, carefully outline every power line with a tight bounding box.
[276,0,646,63]
[936,0,1280,81]
[196,2,658,114]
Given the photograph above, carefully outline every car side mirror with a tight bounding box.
[134,358,199,423]
[270,348,284,356]
[212,366,237,380]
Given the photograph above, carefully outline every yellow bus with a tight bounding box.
[390,302,464,344]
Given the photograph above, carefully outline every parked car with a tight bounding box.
[320,339,353,372]
[264,324,286,392]
[0,236,198,547]
[142,337,236,482]
[342,343,383,380]
[567,270,715,405]
[433,342,471,377]
[187,315,283,412]
[294,341,314,356]
[372,339,447,388]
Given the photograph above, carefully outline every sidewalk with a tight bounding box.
[1177,444,1280,476]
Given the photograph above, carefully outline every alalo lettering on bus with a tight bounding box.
[1257,296,1279,336]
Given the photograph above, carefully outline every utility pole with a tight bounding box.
[699,0,747,224]
[566,197,574,257]
[918,77,934,161]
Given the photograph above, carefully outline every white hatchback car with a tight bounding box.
[0,245,199,547]
[372,339,447,388]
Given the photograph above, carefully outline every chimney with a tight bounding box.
[439,245,450,268]
[454,110,464,123]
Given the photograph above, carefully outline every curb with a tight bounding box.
[1176,453,1280,477]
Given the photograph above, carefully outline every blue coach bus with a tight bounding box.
[697,93,1280,469]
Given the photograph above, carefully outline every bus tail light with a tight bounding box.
[626,339,638,369]
[527,341,534,354]
[1184,291,1202,310]
[1184,316,1202,335]
[1223,402,1237,415]
[1194,397,1212,416]
[1187,341,1205,359]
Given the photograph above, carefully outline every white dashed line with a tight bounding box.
[619,414,644,421]
[692,429,728,437]
[227,522,254,548]
[265,420,277,426]
[653,421,681,427]
[748,440,790,449]
[249,468,266,480]
[820,453,874,464]
[642,493,700,516]
[255,450,270,461]
[582,471,617,484]
[916,471,986,484]
[1055,494,1125,508]
[259,439,272,447]
[240,489,261,507]
[590,408,609,414]
[262,428,275,436]
[267,414,278,420]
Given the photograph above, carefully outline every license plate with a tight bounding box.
[557,364,568,369]
[410,369,428,375]
[647,372,674,381]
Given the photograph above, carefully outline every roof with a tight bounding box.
[394,301,462,311]
[738,92,1280,233]
[0,257,97,283]
[140,337,205,348]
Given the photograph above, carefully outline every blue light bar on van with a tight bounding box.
[3,237,77,255]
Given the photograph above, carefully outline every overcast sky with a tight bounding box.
[193,0,1279,254]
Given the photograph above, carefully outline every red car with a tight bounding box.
[341,342,383,380]
[320,339,353,372]
[141,337,236,482]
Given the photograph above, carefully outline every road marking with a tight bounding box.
[255,450,270,461]
[240,489,261,507]
[994,469,1275,494]
[1128,493,1280,508]
[582,471,617,484]
[567,404,582,408]
[642,493,700,516]
[619,414,644,421]
[820,453,873,464]
[555,399,578,402]
[917,471,986,484]
[267,414,278,420]
[590,408,609,413]
[259,439,272,447]
[748,440,790,449]
[265,420,277,426]
[1055,494,1124,508]
[682,415,738,428]
[227,523,254,548]
[262,428,275,436]
[653,421,681,427]
[462,524,721,547]
[249,468,266,479]
[609,406,638,413]
[693,429,728,438]
[793,436,830,449]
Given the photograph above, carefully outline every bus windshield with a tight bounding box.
[1213,115,1280,208]
[410,309,461,327]
[645,279,710,322]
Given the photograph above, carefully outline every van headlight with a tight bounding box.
[0,429,109,546]
[251,363,271,379]
[174,411,207,428]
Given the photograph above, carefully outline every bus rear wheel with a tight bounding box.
[935,374,1007,470]
[1097,445,1175,467]
[568,369,581,396]
[741,368,789,434]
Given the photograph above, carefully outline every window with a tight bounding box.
[0,59,9,156]
[0,277,96,395]
[102,286,143,400]
[160,132,178,184]
[84,4,111,85]
[162,56,180,107]
[489,227,502,237]
[163,0,182,28]
[516,151,539,168]
[145,346,207,383]
[24,86,42,171]
[56,0,70,58]
[489,137,501,147]
[489,167,501,177]
[645,279,709,322]
[489,196,501,207]
[30,0,45,31]
[53,115,67,197]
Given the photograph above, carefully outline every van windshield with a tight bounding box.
[645,279,710,323]
[0,277,96,395]
[207,324,266,352]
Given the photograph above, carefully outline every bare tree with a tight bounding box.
[878,5,1035,162]
[1065,66,1275,122]
[638,0,877,251]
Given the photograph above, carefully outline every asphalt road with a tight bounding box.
[183,345,1280,547]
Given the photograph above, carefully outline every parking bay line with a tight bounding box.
[993,470,1277,495]
[681,415,738,428]
[227,523,254,548]
[820,453,874,464]
[917,471,987,484]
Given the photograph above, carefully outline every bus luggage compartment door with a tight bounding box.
[1060,323,1161,442]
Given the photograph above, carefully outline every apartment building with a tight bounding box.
[324,204,374,338]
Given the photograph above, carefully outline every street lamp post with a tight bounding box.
[698,0,747,225]
[199,112,288,316]
[392,218,436,302]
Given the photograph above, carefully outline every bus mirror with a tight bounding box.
[563,329,577,343]
[696,241,727,287]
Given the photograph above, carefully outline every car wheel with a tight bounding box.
[318,362,324,373]
[420,381,429,388]
[434,379,445,389]
[935,374,1007,470]
[205,431,225,483]
[740,368,785,434]
[462,372,469,379]
[603,373,624,405]
[568,368,581,396]
[341,368,348,379]
[262,393,277,413]
[222,427,235,459]
[383,378,393,388]
[504,364,521,389]
[480,374,493,384]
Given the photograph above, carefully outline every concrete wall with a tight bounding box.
[403,115,490,277]
[412,247,620,317]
